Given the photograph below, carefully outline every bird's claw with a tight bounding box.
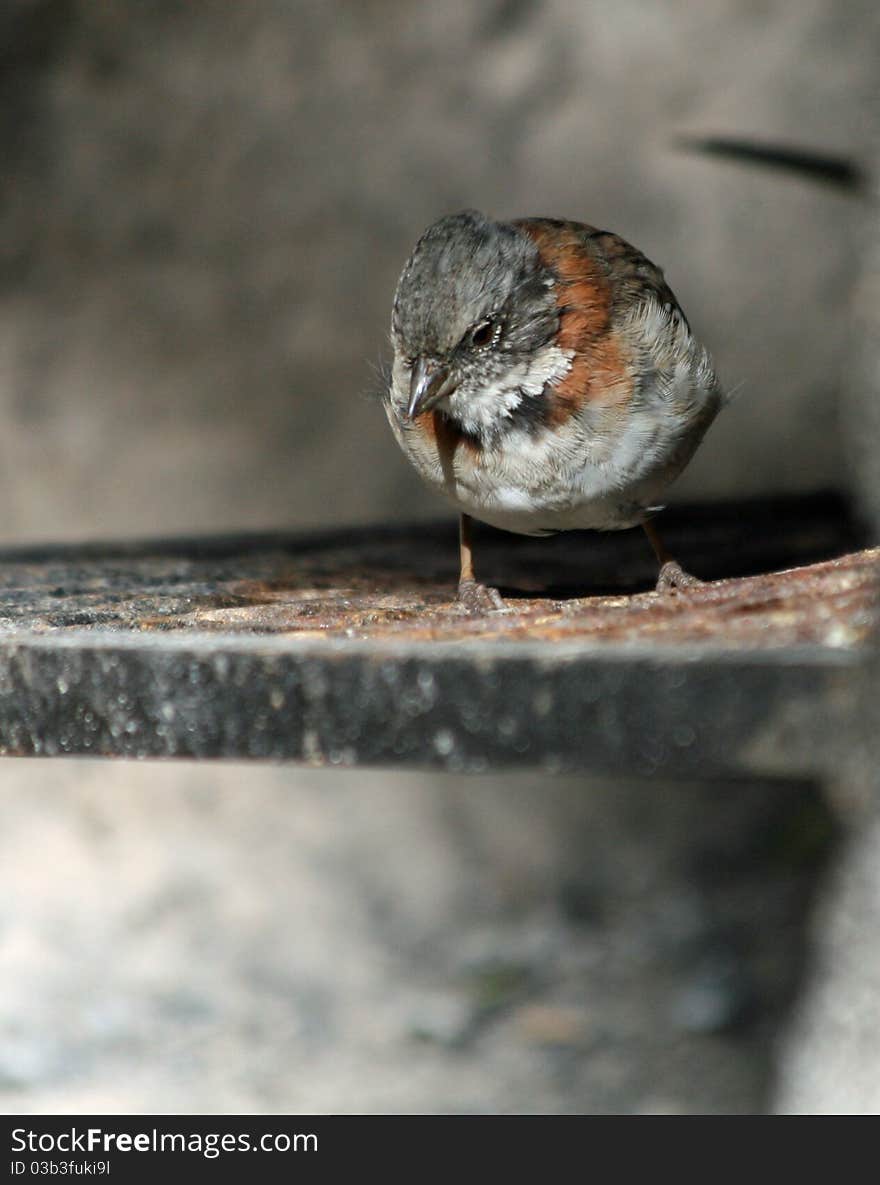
[655,560,703,593]
[456,579,506,614]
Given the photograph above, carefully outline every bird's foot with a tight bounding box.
[456,579,506,614]
[655,561,703,593]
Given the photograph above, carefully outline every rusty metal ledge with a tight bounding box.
[0,493,873,777]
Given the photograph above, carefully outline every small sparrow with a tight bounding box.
[384,210,726,610]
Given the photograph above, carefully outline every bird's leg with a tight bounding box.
[642,520,703,592]
[456,513,505,612]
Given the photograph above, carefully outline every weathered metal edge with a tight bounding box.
[0,629,863,777]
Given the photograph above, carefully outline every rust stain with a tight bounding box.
[176,548,879,650]
[0,501,871,652]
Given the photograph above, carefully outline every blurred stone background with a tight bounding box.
[0,0,876,1113]
[0,0,874,542]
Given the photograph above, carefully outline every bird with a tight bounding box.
[383,210,726,612]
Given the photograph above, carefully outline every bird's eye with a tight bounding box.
[469,319,496,348]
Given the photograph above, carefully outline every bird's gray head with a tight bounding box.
[390,210,567,440]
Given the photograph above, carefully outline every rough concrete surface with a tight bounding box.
[773,77,880,1117]
[776,814,880,1114]
[1,761,833,1114]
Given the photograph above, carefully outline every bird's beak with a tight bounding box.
[406,358,458,419]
